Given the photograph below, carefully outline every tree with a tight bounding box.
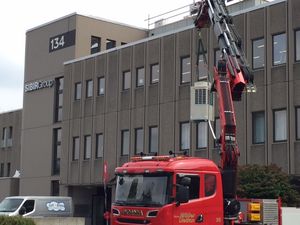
[237,164,300,206]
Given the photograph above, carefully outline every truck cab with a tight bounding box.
[111,155,224,225]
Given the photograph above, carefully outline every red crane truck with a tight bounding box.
[110,1,282,225]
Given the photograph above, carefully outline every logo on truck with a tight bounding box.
[46,201,66,211]
[121,209,143,216]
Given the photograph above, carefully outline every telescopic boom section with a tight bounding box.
[192,0,254,200]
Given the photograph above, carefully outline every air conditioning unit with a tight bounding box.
[190,81,214,121]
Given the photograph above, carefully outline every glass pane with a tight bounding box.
[198,53,208,79]
[253,112,265,144]
[151,64,159,84]
[122,130,129,155]
[58,78,64,91]
[91,36,101,54]
[149,127,158,153]
[296,31,300,61]
[86,80,93,97]
[84,136,91,159]
[123,71,131,90]
[73,137,79,160]
[197,122,207,148]
[98,77,105,95]
[181,57,191,84]
[273,33,287,65]
[274,110,287,141]
[137,67,145,87]
[253,38,265,69]
[135,128,143,154]
[205,174,216,197]
[180,123,190,150]
[75,83,81,100]
[96,134,103,158]
[57,108,63,122]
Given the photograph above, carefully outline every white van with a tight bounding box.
[0,196,73,217]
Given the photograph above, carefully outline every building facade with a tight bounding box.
[1,0,300,224]
[0,109,22,200]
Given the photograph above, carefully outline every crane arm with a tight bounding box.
[192,0,255,206]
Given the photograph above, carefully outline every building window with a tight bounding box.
[150,63,159,84]
[214,49,222,66]
[84,135,92,160]
[121,130,130,156]
[296,30,300,62]
[7,163,11,177]
[72,137,80,161]
[96,133,104,158]
[181,56,191,84]
[274,109,287,142]
[121,42,127,45]
[252,38,265,69]
[197,121,208,149]
[198,53,208,80]
[106,39,116,50]
[296,107,300,140]
[149,126,158,153]
[98,77,105,96]
[180,122,190,151]
[86,80,93,98]
[123,71,131,90]
[136,67,145,87]
[52,128,61,175]
[214,118,220,138]
[51,180,60,196]
[75,82,81,100]
[0,163,4,177]
[54,77,63,122]
[2,127,7,142]
[91,36,101,54]
[252,111,265,144]
[135,128,143,155]
[273,33,287,66]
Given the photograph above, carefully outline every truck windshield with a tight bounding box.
[115,173,171,207]
[0,198,23,212]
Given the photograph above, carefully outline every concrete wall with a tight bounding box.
[0,178,19,201]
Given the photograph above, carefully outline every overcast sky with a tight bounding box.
[0,0,194,112]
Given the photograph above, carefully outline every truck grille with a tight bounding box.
[117,218,150,224]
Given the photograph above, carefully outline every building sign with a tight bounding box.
[24,79,55,93]
[49,30,76,52]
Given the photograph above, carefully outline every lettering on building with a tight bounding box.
[24,79,55,93]
[49,30,76,52]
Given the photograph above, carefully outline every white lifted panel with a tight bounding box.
[190,81,214,121]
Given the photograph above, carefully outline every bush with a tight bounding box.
[237,164,300,206]
[0,216,36,225]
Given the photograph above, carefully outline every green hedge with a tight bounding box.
[0,216,36,225]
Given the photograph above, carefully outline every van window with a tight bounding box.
[205,174,216,197]
[22,200,35,214]
[177,174,200,200]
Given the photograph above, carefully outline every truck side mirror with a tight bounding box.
[176,185,189,205]
[19,206,26,216]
